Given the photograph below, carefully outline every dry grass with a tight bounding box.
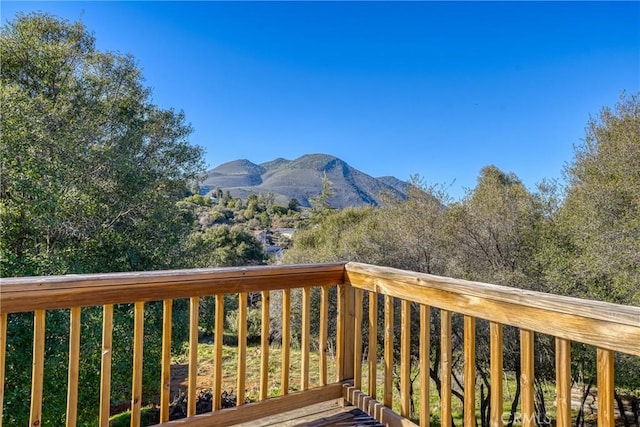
[170,342,338,402]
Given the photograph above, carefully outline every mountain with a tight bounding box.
[200,153,409,208]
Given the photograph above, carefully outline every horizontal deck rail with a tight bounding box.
[0,263,346,313]
[344,262,639,356]
[0,262,638,427]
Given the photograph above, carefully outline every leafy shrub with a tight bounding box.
[225,307,263,342]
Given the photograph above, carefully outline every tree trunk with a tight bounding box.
[614,390,630,427]
[480,383,491,427]
[534,379,548,426]
[575,380,593,427]
[506,368,521,427]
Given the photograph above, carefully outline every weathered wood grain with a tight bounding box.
[188,297,199,417]
[160,382,347,427]
[237,292,247,405]
[131,302,145,427]
[384,295,394,408]
[30,310,45,427]
[343,385,417,427]
[597,348,615,427]
[213,294,224,411]
[99,304,113,427]
[320,286,329,387]
[66,306,81,427]
[520,329,535,427]
[345,263,640,356]
[464,316,476,427]
[336,285,345,382]
[343,385,419,427]
[161,300,173,422]
[282,289,291,394]
[0,263,346,314]
[340,285,355,382]
[489,322,503,427]
[302,287,311,391]
[400,299,411,418]
[555,337,571,427]
[260,290,270,401]
[441,310,452,427]
[354,289,363,390]
[420,304,430,427]
[369,292,378,400]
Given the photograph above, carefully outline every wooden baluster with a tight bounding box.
[302,287,311,391]
[368,292,378,400]
[160,300,173,422]
[260,290,270,400]
[354,289,363,390]
[400,299,411,418]
[213,294,224,410]
[490,322,503,427]
[345,286,356,382]
[30,310,45,427]
[187,297,199,417]
[555,337,571,427]
[441,309,452,427]
[597,348,615,427]
[420,304,431,427]
[319,286,329,386]
[131,302,144,427]
[281,289,291,394]
[337,285,345,382]
[99,305,113,427]
[384,295,394,408]
[520,329,535,427]
[0,312,6,427]
[464,316,476,427]
[237,292,247,405]
[66,307,81,427]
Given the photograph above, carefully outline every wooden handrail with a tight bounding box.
[345,262,640,356]
[0,263,346,313]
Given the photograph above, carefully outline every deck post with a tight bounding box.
[339,284,356,383]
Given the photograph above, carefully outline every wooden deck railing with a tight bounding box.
[344,263,640,427]
[0,262,638,427]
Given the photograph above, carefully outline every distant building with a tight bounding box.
[274,228,296,239]
[253,229,268,245]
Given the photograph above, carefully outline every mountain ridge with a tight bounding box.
[200,153,408,208]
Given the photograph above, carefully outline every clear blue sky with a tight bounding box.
[3,1,639,199]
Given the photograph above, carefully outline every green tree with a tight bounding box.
[447,166,544,289]
[0,12,204,277]
[558,92,640,305]
[182,225,265,268]
[307,174,336,225]
[288,198,301,212]
[374,177,451,274]
[0,13,204,425]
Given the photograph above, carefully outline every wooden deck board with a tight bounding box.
[232,399,384,427]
